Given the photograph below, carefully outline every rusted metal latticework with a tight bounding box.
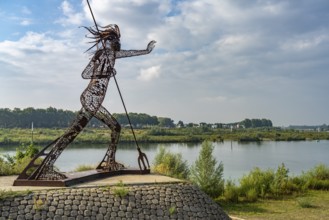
[15,22,156,183]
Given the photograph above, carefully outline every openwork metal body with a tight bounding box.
[15,24,155,183]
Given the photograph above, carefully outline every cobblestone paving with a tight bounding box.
[0,183,230,220]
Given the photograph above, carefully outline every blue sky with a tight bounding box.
[0,0,329,126]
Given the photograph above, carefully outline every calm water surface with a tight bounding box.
[1,141,328,180]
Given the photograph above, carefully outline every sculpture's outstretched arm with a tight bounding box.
[115,40,156,59]
[81,50,107,79]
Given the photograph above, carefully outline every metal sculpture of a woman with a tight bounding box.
[16,24,156,181]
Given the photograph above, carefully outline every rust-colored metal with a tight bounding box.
[14,20,156,186]
[14,169,150,187]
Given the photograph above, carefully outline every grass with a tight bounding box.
[113,187,129,197]
[33,196,47,211]
[169,206,176,215]
[100,185,111,191]
[297,197,315,208]
[219,190,329,220]
[112,180,129,197]
[0,189,32,200]
[73,164,96,172]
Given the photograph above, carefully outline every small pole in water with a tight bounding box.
[230,125,233,150]
[31,121,34,145]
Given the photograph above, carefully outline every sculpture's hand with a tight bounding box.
[147,40,156,53]
[115,41,156,58]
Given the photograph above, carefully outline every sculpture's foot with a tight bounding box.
[97,161,125,172]
[36,169,67,181]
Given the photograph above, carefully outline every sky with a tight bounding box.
[0,0,329,126]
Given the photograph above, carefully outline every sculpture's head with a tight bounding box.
[100,24,121,51]
[84,24,121,52]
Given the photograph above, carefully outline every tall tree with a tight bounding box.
[158,117,175,128]
[243,119,252,128]
[189,141,224,198]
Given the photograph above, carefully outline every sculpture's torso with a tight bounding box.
[81,50,116,114]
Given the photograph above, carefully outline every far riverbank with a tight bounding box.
[1,127,329,146]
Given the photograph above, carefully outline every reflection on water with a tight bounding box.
[1,141,328,181]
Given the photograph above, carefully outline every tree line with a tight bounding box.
[240,118,273,128]
[0,107,175,128]
[0,107,273,129]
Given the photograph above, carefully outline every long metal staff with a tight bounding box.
[86,0,149,170]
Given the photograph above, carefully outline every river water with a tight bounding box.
[1,140,328,181]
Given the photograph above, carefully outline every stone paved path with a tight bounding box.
[0,183,230,219]
[0,175,231,219]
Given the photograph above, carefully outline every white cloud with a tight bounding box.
[262,3,284,15]
[138,65,161,81]
[0,35,88,110]
[21,6,32,15]
[56,0,85,26]
[20,19,32,26]
[281,33,329,51]
[82,0,170,48]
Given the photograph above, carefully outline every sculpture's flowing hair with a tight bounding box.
[83,24,121,53]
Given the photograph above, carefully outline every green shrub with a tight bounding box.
[224,180,239,203]
[221,164,328,204]
[307,164,329,179]
[239,167,274,199]
[271,163,290,196]
[189,141,224,198]
[245,188,258,202]
[306,179,329,190]
[290,176,309,192]
[16,144,39,159]
[0,143,40,175]
[13,156,37,174]
[239,164,305,199]
[286,178,303,194]
[153,147,189,179]
[302,164,329,190]
[0,157,14,176]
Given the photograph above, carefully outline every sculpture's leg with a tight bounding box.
[94,106,124,171]
[27,108,93,180]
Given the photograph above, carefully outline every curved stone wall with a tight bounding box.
[0,183,230,219]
